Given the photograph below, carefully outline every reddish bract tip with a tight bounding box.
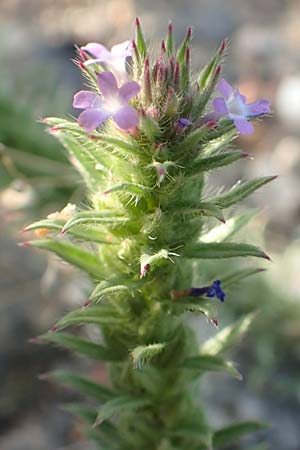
[42,117,49,124]
[206,120,217,129]
[161,40,166,53]
[140,263,150,278]
[240,152,250,158]
[215,65,222,76]
[49,325,58,333]
[18,241,31,247]
[186,26,192,39]
[270,175,279,181]
[168,22,173,33]
[135,17,140,27]
[83,300,92,308]
[78,61,87,71]
[220,39,228,52]
[212,318,219,328]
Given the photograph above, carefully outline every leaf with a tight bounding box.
[140,248,171,277]
[189,151,245,173]
[47,370,115,402]
[200,313,256,356]
[55,131,102,190]
[200,210,257,243]
[131,343,166,369]
[27,239,105,278]
[54,304,125,330]
[210,176,276,208]
[177,26,192,64]
[41,332,120,361]
[178,202,225,223]
[103,182,150,196]
[63,403,98,424]
[168,424,212,447]
[175,124,212,153]
[182,242,269,260]
[24,219,116,244]
[213,421,268,449]
[61,210,127,234]
[135,18,147,60]
[181,355,242,379]
[221,267,266,288]
[95,395,150,425]
[90,281,130,303]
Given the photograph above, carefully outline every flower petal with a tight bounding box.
[97,71,119,99]
[213,97,228,115]
[73,91,102,109]
[233,118,254,135]
[111,40,133,57]
[112,105,139,130]
[78,108,110,133]
[246,99,271,117]
[81,43,110,60]
[216,78,233,99]
[118,81,140,103]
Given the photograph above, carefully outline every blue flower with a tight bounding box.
[190,280,225,302]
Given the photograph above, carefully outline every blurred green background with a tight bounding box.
[1,1,300,449]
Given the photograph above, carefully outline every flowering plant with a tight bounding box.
[23,19,274,449]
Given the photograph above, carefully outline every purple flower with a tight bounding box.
[73,71,140,133]
[81,41,132,81]
[190,280,225,302]
[177,117,192,128]
[213,78,270,135]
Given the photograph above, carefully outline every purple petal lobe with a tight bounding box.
[97,71,119,99]
[246,99,271,117]
[73,91,102,109]
[216,78,233,99]
[112,105,139,130]
[118,81,140,102]
[111,40,133,57]
[233,118,254,135]
[78,108,110,133]
[81,43,110,60]
[213,97,228,115]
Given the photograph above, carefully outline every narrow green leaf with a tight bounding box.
[178,202,225,222]
[131,343,166,369]
[90,282,130,303]
[104,182,150,196]
[181,355,242,379]
[24,219,117,244]
[26,239,104,278]
[200,313,256,356]
[182,242,269,260]
[188,151,245,173]
[213,421,268,448]
[95,395,150,425]
[176,124,212,153]
[63,403,98,424]
[54,304,125,330]
[165,22,174,56]
[177,26,192,64]
[41,332,120,361]
[222,267,266,288]
[48,370,115,402]
[61,210,127,234]
[211,176,276,208]
[135,18,147,60]
[200,210,257,243]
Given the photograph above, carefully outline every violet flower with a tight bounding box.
[73,71,140,133]
[190,280,225,302]
[213,78,270,135]
[81,41,132,81]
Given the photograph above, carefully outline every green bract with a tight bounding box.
[25,20,274,450]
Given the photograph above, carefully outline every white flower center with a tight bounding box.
[227,94,247,118]
[104,98,122,114]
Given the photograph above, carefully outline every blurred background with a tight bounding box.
[0,0,300,449]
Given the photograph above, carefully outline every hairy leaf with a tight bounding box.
[213,421,268,448]
[47,370,115,402]
[41,332,120,361]
[54,304,125,330]
[131,343,166,369]
[200,313,256,356]
[181,355,242,379]
[210,176,276,208]
[26,239,105,278]
[95,395,150,425]
[182,242,269,260]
